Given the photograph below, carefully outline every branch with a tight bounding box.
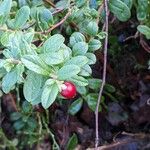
[95,0,109,149]
[96,2,104,24]
[123,31,139,42]
[43,0,56,8]
[36,9,71,34]
[140,35,150,53]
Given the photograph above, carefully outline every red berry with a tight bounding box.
[60,81,76,99]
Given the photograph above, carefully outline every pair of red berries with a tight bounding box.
[60,81,76,99]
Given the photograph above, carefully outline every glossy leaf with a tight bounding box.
[88,78,102,90]
[66,133,78,150]
[69,98,83,115]
[86,93,104,112]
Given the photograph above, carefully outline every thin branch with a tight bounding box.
[42,116,60,150]
[96,2,104,24]
[52,8,64,15]
[123,31,139,42]
[140,34,150,53]
[43,0,56,8]
[95,0,109,149]
[36,9,71,34]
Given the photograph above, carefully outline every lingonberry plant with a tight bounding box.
[0,0,103,109]
[0,0,150,149]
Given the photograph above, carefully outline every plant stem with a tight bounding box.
[0,129,17,150]
[95,0,109,148]
[35,9,71,35]
[42,116,60,150]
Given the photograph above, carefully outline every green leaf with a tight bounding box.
[41,80,59,109]
[0,0,12,24]
[55,0,70,9]
[88,78,102,90]
[65,56,88,67]
[0,32,11,47]
[121,0,132,9]
[11,6,30,29]
[69,98,83,115]
[39,8,53,25]
[27,117,37,129]
[13,120,25,130]
[38,8,54,30]
[79,65,92,76]
[66,133,78,150]
[86,93,103,112]
[69,75,88,86]
[137,0,148,21]
[0,59,6,68]
[40,51,64,65]
[69,32,86,47]
[85,53,96,65]
[2,64,24,93]
[88,39,102,52]
[58,65,80,80]
[109,0,131,21]
[42,34,65,53]
[86,21,98,36]
[104,84,116,93]
[23,71,45,103]
[60,44,72,61]
[18,0,28,7]
[21,55,50,76]
[137,25,150,39]
[24,31,35,44]
[0,68,6,78]
[22,101,32,113]
[72,42,88,56]
[0,0,12,14]
[10,112,22,121]
[76,86,87,95]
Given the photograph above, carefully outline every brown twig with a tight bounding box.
[43,0,56,8]
[36,9,71,34]
[123,31,139,42]
[96,2,104,24]
[95,0,109,148]
[52,8,64,15]
[140,34,150,53]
